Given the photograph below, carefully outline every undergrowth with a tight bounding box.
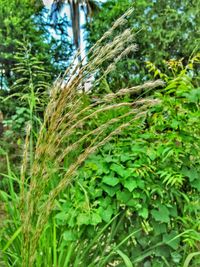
[0,9,200,267]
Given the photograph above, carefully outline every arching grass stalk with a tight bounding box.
[2,9,163,266]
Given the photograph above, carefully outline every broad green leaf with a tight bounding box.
[171,251,182,263]
[151,205,170,223]
[99,205,113,222]
[124,178,137,192]
[117,190,132,203]
[136,179,145,189]
[191,179,200,192]
[168,205,178,217]
[104,155,118,163]
[77,213,90,225]
[102,176,119,186]
[90,213,102,225]
[120,154,132,162]
[181,167,199,182]
[138,207,148,219]
[151,222,167,235]
[100,196,111,208]
[152,260,165,267]
[147,149,157,160]
[63,230,76,242]
[110,163,128,177]
[127,199,138,207]
[86,162,98,171]
[55,212,68,221]
[184,88,200,103]
[154,245,171,258]
[144,260,152,267]
[101,184,118,197]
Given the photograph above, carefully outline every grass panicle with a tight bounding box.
[1,9,164,267]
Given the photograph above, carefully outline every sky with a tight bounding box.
[42,0,96,90]
[42,0,53,9]
[42,0,92,62]
[42,0,106,8]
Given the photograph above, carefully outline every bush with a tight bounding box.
[55,64,200,266]
[1,9,200,266]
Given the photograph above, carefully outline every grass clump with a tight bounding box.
[0,9,163,266]
[1,8,200,267]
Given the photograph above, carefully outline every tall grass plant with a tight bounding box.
[0,9,163,266]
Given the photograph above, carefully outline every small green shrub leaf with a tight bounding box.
[110,163,128,177]
[77,213,90,225]
[102,176,119,186]
[138,207,148,219]
[117,190,132,203]
[124,178,137,192]
[63,230,76,242]
[151,205,170,223]
[91,213,102,225]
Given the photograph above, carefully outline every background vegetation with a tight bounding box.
[0,0,200,266]
[88,0,200,89]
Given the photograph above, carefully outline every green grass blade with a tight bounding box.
[183,252,200,267]
[53,219,57,267]
[116,249,133,267]
[2,227,22,252]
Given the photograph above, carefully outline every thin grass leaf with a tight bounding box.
[183,252,200,267]
[2,227,22,252]
[116,249,133,267]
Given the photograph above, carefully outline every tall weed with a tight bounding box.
[0,9,163,266]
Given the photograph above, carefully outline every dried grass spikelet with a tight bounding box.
[20,8,164,267]
[103,80,165,102]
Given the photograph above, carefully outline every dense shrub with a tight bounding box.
[0,4,200,263]
[55,68,200,266]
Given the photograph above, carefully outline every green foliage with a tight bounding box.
[11,42,51,113]
[0,0,71,107]
[52,65,200,265]
[88,0,200,90]
[1,64,200,265]
[0,4,200,265]
[0,42,50,183]
[3,107,30,136]
[0,0,44,88]
[0,15,157,266]
[183,252,200,267]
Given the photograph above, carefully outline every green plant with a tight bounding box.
[49,56,200,266]
[1,7,200,267]
[88,0,200,90]
[0,43,51,184]
[0,10,163,266]
[183,252,200,267]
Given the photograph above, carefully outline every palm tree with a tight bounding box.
[49,0,99,51]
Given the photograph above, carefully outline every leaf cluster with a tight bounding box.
[88,0,200,90]
[54,68,200,266]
